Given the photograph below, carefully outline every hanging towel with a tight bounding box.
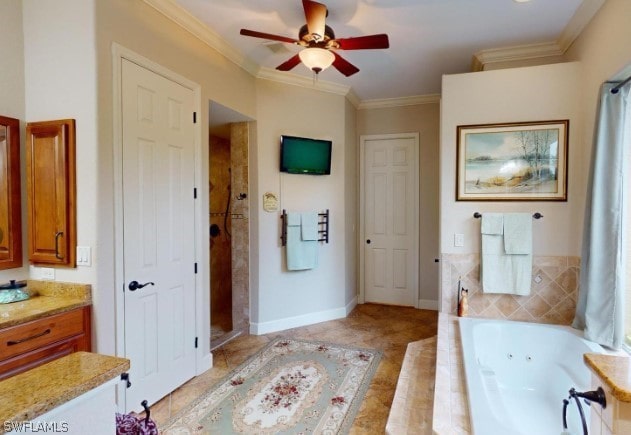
[301,212,319,241]
[481,213,504,235]
[503,213,532,254]
[481,213,532,296]
[286,212,318,271]
[286,212,301,226]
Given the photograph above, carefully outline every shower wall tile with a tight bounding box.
[230,122,250,333]
[209,136,232,329]
[440,253,580,325]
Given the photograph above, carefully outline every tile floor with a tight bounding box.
[150,303,438,434]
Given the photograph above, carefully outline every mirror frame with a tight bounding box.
[0,115,22,269]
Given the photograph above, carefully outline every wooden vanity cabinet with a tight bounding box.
[0,306,91,380]
[25,119,76,267]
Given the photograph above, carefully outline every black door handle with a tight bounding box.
[366,239,371,244]
[128,281,155,291]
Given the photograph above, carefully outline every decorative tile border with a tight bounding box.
[440,254,579,325]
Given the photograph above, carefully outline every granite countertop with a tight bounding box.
[0,352,129,429]
[584,353,631,402]
[0,281,91,329]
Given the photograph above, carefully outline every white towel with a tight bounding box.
[503,213,532,254]
[481,213,532,296]
[286,212,318,271]
[481,213,503,235]
[301,212,319,241]
[286,212,300,227]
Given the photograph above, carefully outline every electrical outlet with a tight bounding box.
[41,267,55,280]
[76,246,92,266]
[454,233,464,247]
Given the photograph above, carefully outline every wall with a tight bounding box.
[357,103,441,305]
[92,0,259,357]
[0,1,29,282]
[440,62,582,318]
[253,79,352,333]
[18,0,256,356]
[441,62,582,257]
[344,99,358,305]
[22,0,100,329]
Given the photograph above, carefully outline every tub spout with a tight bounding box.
[572,386,606,409]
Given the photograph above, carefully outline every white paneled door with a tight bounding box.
[122,59,196,408]
[361,134,419,306]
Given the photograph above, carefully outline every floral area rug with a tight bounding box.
[162,337,382,434]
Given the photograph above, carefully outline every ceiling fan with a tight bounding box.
[240,0,389,77]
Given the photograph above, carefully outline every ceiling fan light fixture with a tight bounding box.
[299,48,335,74]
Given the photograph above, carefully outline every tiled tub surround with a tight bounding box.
[433,313,470,434]
[441,254,579,324]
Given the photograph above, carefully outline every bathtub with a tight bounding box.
[459,317,603,435]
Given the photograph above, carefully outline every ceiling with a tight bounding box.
[171,0,595,102]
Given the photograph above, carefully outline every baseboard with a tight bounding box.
[197,352,212,376]
[250,304,349,335]
[418,299,439,311]
[345,295,358,315]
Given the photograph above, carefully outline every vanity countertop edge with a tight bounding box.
[0,281,92,329]
[0,352,129,428]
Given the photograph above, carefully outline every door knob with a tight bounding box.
[128,281,155,291]
[366,239,371,244]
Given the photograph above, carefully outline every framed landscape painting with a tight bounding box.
[456,120,569,201]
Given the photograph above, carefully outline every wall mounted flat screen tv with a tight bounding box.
[280,135,332,175]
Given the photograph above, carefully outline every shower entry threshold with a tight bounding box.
[210,329,243,351]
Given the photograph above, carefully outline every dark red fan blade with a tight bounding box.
[240,29,298,44]
[332,52,359,77]
[276,54,302,71]
[302,0,327,41]
[334,34,390,50]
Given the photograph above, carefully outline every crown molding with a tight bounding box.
[557,0,606,52]
[142,0,259,76]
[358,94,441,110]
[472,0,604,71]
[472,42,563,72]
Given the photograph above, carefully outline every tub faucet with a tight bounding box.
[562,387,606,435]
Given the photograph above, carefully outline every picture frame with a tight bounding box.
[456,120,569,201]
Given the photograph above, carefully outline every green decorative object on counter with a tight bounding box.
[0,280,30,304]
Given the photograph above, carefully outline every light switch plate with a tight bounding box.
[76,246,92,266]
[454,233,464,247]
[41,267,55,280]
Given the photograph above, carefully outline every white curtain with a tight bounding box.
[573,81,630,349]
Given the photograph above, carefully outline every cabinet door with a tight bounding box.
[0,115,22,269]
[26,119,76,266]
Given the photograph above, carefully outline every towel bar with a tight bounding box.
[473,212,543,219]
[280,209,329,246]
